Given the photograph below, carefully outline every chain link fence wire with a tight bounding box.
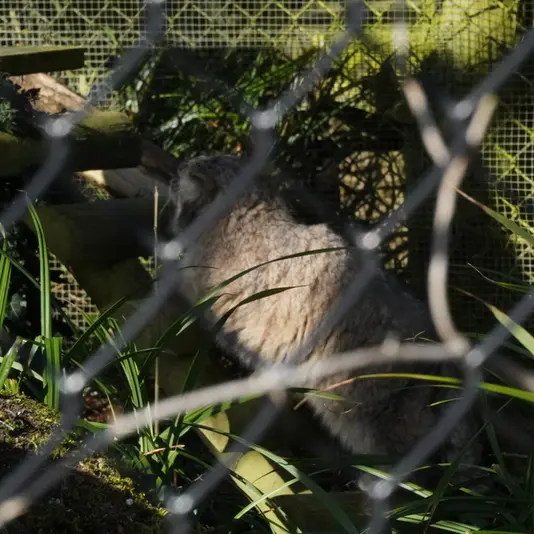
[1,0,534,532]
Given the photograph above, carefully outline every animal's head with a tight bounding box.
[169,154,243,231]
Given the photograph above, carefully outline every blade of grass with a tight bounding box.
[141,246,345,377]
[63,292,133,366]
[486,304,534,358]
[422,400,521,534]
[194,246,346,297]
[457,188,534,248]
[458,288,534,359]
[42,336,62,410]
[97,315,147,411]
[355,372,534,403]
[158,283,275,455]
[137,294,222,379]
[0,351,43,383]
[233,474,301,530]
[478,394,526,497]
[0,229,12,329]
[28,201,64,409]
[0,245,79,337]
[171,286,302,444]
[462,264,529,293]
[0,338,23,390]
[27,202,52,341]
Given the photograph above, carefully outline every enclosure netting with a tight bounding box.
[1,0,533,337]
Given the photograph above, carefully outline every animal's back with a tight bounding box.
[170,154,480,466]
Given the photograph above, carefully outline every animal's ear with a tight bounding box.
[168,166,207,233]
[179,172,203,204]
[168,176,180,205]
[168,188,197,233]
[168,164,204,207]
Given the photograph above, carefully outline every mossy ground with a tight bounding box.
[0,393,168,533]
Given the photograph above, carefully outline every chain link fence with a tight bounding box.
[1,0,534,532]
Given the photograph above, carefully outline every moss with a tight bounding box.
[0,393,167,533]
[76,110,136,136]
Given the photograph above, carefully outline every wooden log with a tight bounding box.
[0,46,85,75]
[10,73,88,114]
[272,491,396,533]
[80,167,163,199]
[140,139,179,185]
[23,198,165,265]
[10,73,176,197]
[79,138,180,198]
[68,110,142,171]
[0,110,142,177]
[0,133,40,177]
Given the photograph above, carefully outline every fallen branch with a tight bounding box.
[0,46,85,75]
[0,110,142,177]
[10,73,177,196]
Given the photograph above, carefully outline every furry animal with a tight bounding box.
[167,153,481,477]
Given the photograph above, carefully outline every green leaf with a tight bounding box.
[458,189,534,247]
[459,288,534,359]
[43,336,62,410]
[27,201,52,341]
[90,314,148,413]
[76,419,109,432]
[200,246,347,298]
[63,292,132,366]
[192,421,361,534]
[0,245,79,336]
[26,201,63,409]
[0,229,12,329]
[486,303,534,359]
[356,372,534,404]
[291,387,346,401]
[233,474,301,527]
[119,350,146,411]
[181,394,261,429]
[0,338,23,390]
[138,294,221,379]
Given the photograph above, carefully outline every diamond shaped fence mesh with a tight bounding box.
[1,1,534,532]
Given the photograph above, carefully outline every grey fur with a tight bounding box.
[167,153,481,475]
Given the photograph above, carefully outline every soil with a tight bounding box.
[0,393,167,533]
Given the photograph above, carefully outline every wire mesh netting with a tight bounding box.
[1,0,534,532]
[1,0,533,336]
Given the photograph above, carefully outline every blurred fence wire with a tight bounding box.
[1,0,534,533]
